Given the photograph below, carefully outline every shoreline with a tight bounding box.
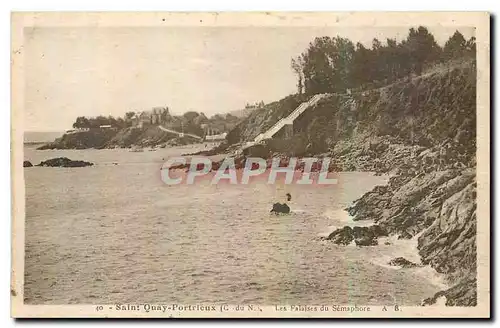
[321,199,450,295]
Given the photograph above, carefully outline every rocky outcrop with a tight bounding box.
[37,126,202,150]
[345,168,476,305]
[418,181,476,278]
[23,161,33,167]
[326,226,354,245]
[346,185,392,221]
[416,179,477,306]
[36,157,94,168]
[328,166,477,306]
[37,129,119,150]
[326,225,387,246]
[422,278,477,306]
[388,257,420,268]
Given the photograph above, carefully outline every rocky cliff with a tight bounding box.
[345,168,477,306]
[230,60,475,158]
[226,60,478,306]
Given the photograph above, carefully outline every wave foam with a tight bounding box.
[371,235,449,289]
[323,209,374,227]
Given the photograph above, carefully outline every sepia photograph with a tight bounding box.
[11,12,490,318]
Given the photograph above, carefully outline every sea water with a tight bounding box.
[23,144,443,305]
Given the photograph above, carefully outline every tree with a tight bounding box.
[331,36,356,90]
[291,27,468,95]
[301,37,336,94]
[372,38,382,51]
[404,26,442,75]
[443,31,467,60]
[291,56,305,94]
[193,112,208,125]
[125,111,136,120]
[465,36,476,57]
[72,116,90,129]
[384,38,399,80]
[299,36,355,94]
[115,117,126,129]
[183,111,199,122]
[352,42,373,87]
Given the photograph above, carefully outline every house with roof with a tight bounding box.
[127,106,172,128]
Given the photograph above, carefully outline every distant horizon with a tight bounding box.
[24,26,474,131]
[24,130,66,133]
[23,131,65,144]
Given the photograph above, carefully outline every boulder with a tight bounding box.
[270,203,290,215]
[23,161,33,167]
[36,157,94,168]
[326,226,353,245]
[388,257,420,268]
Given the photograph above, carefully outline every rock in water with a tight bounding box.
[270,203,290,214]
[327,225,386,246]
[23,161,33,167]
[36,157,94,168]
[388,257,419,268]
[326,226,354,245]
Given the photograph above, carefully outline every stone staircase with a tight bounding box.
[253,93,328,143]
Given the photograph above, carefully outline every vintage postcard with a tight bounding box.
[11,12,490,318]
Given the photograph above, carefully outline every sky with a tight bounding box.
[23,26,474,131]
